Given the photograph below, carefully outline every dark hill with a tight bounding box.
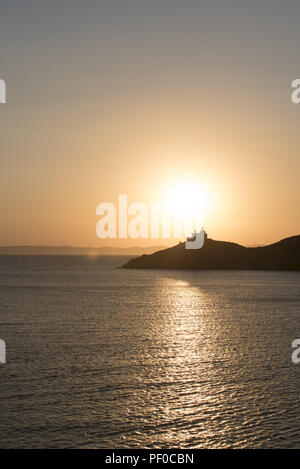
[122,235,300,270]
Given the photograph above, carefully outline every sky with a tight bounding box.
[1,0,300,247]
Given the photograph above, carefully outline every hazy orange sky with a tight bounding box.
[1,1,300,247]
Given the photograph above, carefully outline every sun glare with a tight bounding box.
[162,180,214,234]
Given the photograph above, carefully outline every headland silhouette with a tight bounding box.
[122,234,300,270]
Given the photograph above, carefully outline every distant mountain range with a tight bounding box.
[0,245,166,256]
[122,235,300,270]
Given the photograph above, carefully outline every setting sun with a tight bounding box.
[163,180,214,235]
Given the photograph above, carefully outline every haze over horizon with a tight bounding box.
[1,0,300,247]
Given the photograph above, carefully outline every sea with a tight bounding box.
[0,255,299,448]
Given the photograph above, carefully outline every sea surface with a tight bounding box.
[0,255,299,449]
